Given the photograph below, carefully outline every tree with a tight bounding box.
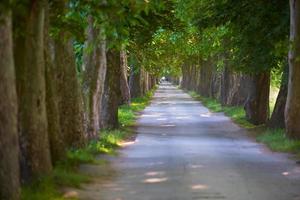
[100,49,121,129]
[44,1,65,163]
[14,0,52,180]
[120,49,131,105]
[244,72,270,125]
[175,0,289,125]
[83,16,107,138]
[51,1,86,148]
[268,65,288,128]
[0,5,20,199]
[285,0,300,139]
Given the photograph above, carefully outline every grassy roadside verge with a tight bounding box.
[21,89,156,200]
[188,91,255,129]
[257,129,300,154]
[187,90,300,156]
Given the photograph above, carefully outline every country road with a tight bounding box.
[74,82,300,200]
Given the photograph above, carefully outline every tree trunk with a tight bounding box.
[142,69,149,94]
[129,65,142,98]
[14,0,52,180]
[120,50,131,105]
[221,65,232,105]
[83,16,107,139]
[181,65,188,89]
[0,8,20,200]
[244,72,270,125]
[44,2,65,163]
[286,0,300,139]
[54,36,86,148]
[268,65,288,129]
[199,59,213,97]
[220,67,250,106]
[210,65,221,99]
[100,49,121,129]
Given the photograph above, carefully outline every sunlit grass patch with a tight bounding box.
[119,89,155,127]
[257,129,300,153]
[119,105,135,126]
[200,97,222,112]
[223,106,255,128]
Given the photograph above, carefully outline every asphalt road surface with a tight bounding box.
[74,82,300,200]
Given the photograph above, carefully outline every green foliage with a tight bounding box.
[119,106,135,127]
[73,41,84,74]
[257,129,300,154]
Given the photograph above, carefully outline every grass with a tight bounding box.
[22,88,156,200]
[188,90,300,156]
[119,89,155,127]
[257,129,300,154]
[188,91,255,128]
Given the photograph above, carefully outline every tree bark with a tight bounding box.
[268,65,288,129]
[181,65,188,89]
[100,49,121,129]
[14,0,52,180]
[44,2,65,163]
[220,67,250,106]
[142,69,149,95]
[286,0,300,138]
[244,72,270,125]
[54,36,86,147]
[199,59,213,97]
[220,65,231,105]
[129,65,142,98]
[120,50,131,105]
[83,16,107,139]
[0,8,20,200]
[210,65,221,99]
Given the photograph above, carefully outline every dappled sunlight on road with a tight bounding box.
[188,164,204,169]
[74,82,300,200]
[143,177,168,183]
[200,112,213,117]
[145,171,166,176]
[156,117,167,121]
[190,184,209,190]
[159,124,176,127]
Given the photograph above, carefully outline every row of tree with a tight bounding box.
[3,1,300,199]
[168,0,300,139]
[0,1,174,199]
